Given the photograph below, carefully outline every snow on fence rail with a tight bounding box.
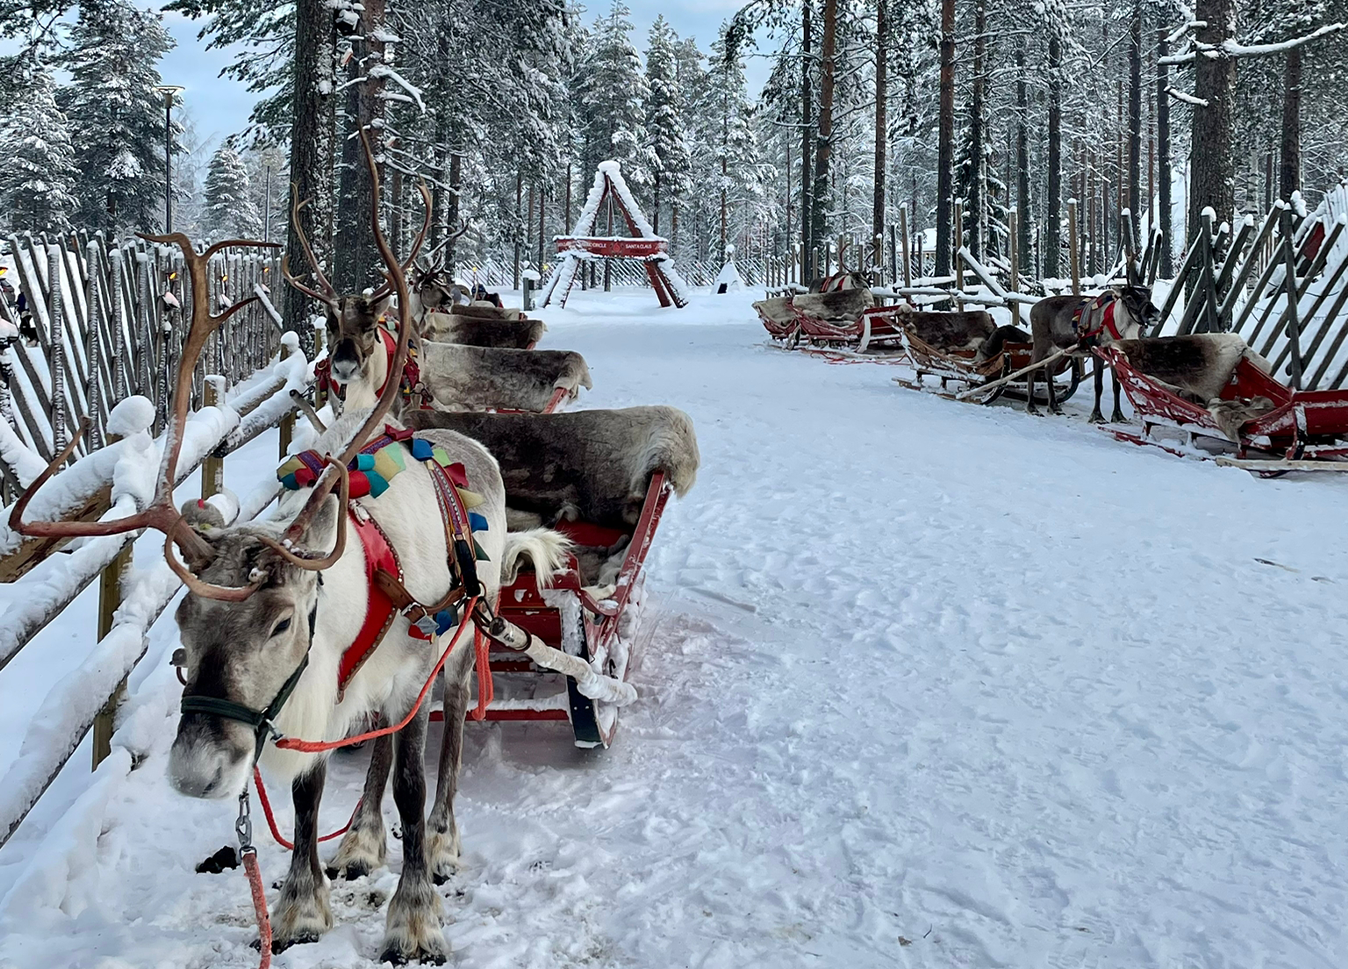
[0,333,313,850]
[0,230,284,481]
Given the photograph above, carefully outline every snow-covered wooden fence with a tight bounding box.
[0,330,312,850]
[0,231,284,479]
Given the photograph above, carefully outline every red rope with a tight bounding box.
[251,765,361,851]
[242,849,272,969]
[470,628,492,721]
[273,597,479,754]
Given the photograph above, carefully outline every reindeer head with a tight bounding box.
[284,179,434,391]
[1117,263,1160,337]
[325,293,390,385]
[168,501,336,797]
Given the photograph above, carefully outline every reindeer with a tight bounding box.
[11,136,567,964]
[283,184,435,414]
[1024,272,1160,419]
[287,209,587,416]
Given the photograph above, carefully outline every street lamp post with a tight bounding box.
[154,85,185,232]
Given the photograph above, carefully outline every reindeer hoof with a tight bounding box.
[326,861,372,881]
[1111,411,1126,424]
[257,932,320,953]
[1088,411,1105,424]
[379,938,448,966]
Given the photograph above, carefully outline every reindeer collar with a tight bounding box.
[1072,292,1122,342]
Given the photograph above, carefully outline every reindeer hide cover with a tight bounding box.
[422,313,547,349]
[753,296,798,326]
[404,406,699,530]
[419,344,591,412]
[1113,334,1260,404]
[897,309,997,352]
[790,288,875,322]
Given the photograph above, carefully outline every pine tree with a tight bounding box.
[0,63,79,234]
[644,16,691,234]
[61,0,175,232]
[202,145,263,240]
[571,2,649,184]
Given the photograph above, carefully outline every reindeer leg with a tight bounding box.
[1026,363,1040,415]
[271,760,333,951]
[327,733,391,880]
[1111,368,1126,423]
[380,706,446,965]
[427,642,475,884]
[1089,358,1105,423]
[1047,358,1063,415]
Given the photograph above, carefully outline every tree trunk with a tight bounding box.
[1188,0,1235,240]
[1279,47,1301,200]
[1157,27,1173,276]
[801,0,814,264]
[283,0,335,339]
[334,0,388,289]
[936,0,956,276]
[810,0,837,261]
[1045,33,1062,277]
[1015,46,1031,275]
[1128,0,1142,227]
[967,0,987,258]
[446,151,461,269]
[871,0,888,257]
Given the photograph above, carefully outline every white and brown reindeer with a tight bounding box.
[286,195,589,418]
[1016,268,1160,419]
[11,140,569,964]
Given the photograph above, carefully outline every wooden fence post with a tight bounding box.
[1068,199,1081,296]
[899,206,911,289]
[1280,208,1304,388]
[91,542,130,769]
[201,375,225,499]
[313,321,328,409]
[278,341,295,459]
[1009,207,1021,327]
[953,202,965,311]
[92,427,129,770]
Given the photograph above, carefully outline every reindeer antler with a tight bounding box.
[253,127,425,573]
[9,235,281,600]
[282,192,338,309]
[423,221,469,268]
[369,178,434,304]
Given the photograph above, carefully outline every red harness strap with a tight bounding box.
[338,508,402,694]
[335,460,493,707]
[1073,293,1122,341]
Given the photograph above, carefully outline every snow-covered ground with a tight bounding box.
[3,289,1348,968]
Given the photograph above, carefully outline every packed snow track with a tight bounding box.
[2,291,1346,969]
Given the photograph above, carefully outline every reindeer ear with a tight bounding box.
[371,295,392,322]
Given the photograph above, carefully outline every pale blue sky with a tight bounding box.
[163,0,771,155]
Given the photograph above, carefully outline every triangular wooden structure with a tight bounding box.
[541,160,689,309]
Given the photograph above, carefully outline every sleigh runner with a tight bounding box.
[406,406,700,747]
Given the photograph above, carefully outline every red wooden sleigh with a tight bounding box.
[409,407,695,747]
[1099,343,1348,473]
